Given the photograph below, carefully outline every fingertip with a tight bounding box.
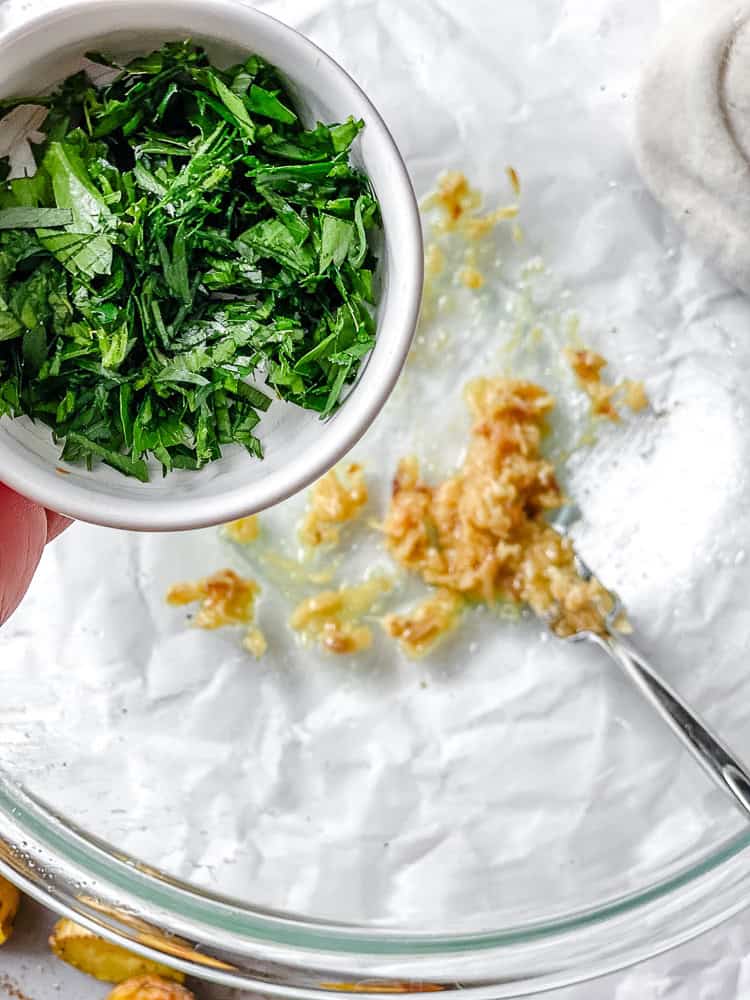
[45,509,72,542]
[0,483,47,625]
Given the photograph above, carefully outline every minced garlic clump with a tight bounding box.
[290,576,392,655]
[384,589,464,658]
[425,242,446,278]
[565,348,648,421]
[383,377,613,638]
[166,568,266,657]
[243,626,267,658]
[622,378,648,413]
[225,515,260,543]
[420,171,520,300]
[423,171,518,237]
[299,463,368,547]
[459,265,485,290]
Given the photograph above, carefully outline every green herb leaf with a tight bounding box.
[319,213,354,272]
[0,42,380,480]
[40,141,114,276]
[247,84,296,124]
[197,68,256,139]
[65,430,150,482]
[0,207,73,229]
[237,217,315,274]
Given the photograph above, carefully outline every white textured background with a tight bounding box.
[3,0,750,996]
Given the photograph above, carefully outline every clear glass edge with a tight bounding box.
[1,773,750,997]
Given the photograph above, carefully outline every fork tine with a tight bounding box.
[551,504,626,634]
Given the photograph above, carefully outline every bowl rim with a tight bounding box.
[0,0,423,531]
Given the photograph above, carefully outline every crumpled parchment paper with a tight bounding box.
[3,0,750,993]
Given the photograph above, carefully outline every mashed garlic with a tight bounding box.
[565,348,648,421]
[622,378,648,412]
[290,576,392,654]
[299,464,368,548]
[225,515,260,544]
[423,171,518,237]
[166,569,266,657]
[383,377,613,637]
[384,589,464,658]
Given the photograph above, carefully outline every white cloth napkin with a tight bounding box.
[637,0,750,293]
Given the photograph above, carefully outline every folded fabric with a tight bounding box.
[636,0,750,293]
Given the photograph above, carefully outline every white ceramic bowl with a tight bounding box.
[0,0,422,530]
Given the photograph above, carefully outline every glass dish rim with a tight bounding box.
[1,773,750,997]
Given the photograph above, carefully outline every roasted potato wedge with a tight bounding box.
[0,876,20,945]
[49,919,185,984]
[108,975,196,1000]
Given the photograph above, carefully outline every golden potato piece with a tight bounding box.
[49,919,185,984]
[0,875,20,945]
[108,975,196,1000]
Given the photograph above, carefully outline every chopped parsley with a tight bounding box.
[0,42,380,480]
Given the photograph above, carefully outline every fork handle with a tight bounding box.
[588,631,750,820]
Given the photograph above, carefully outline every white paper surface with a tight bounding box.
[3,0,750,994]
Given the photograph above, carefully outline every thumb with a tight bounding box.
[0,483,48,626]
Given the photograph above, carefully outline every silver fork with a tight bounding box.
[556,512,750,820]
